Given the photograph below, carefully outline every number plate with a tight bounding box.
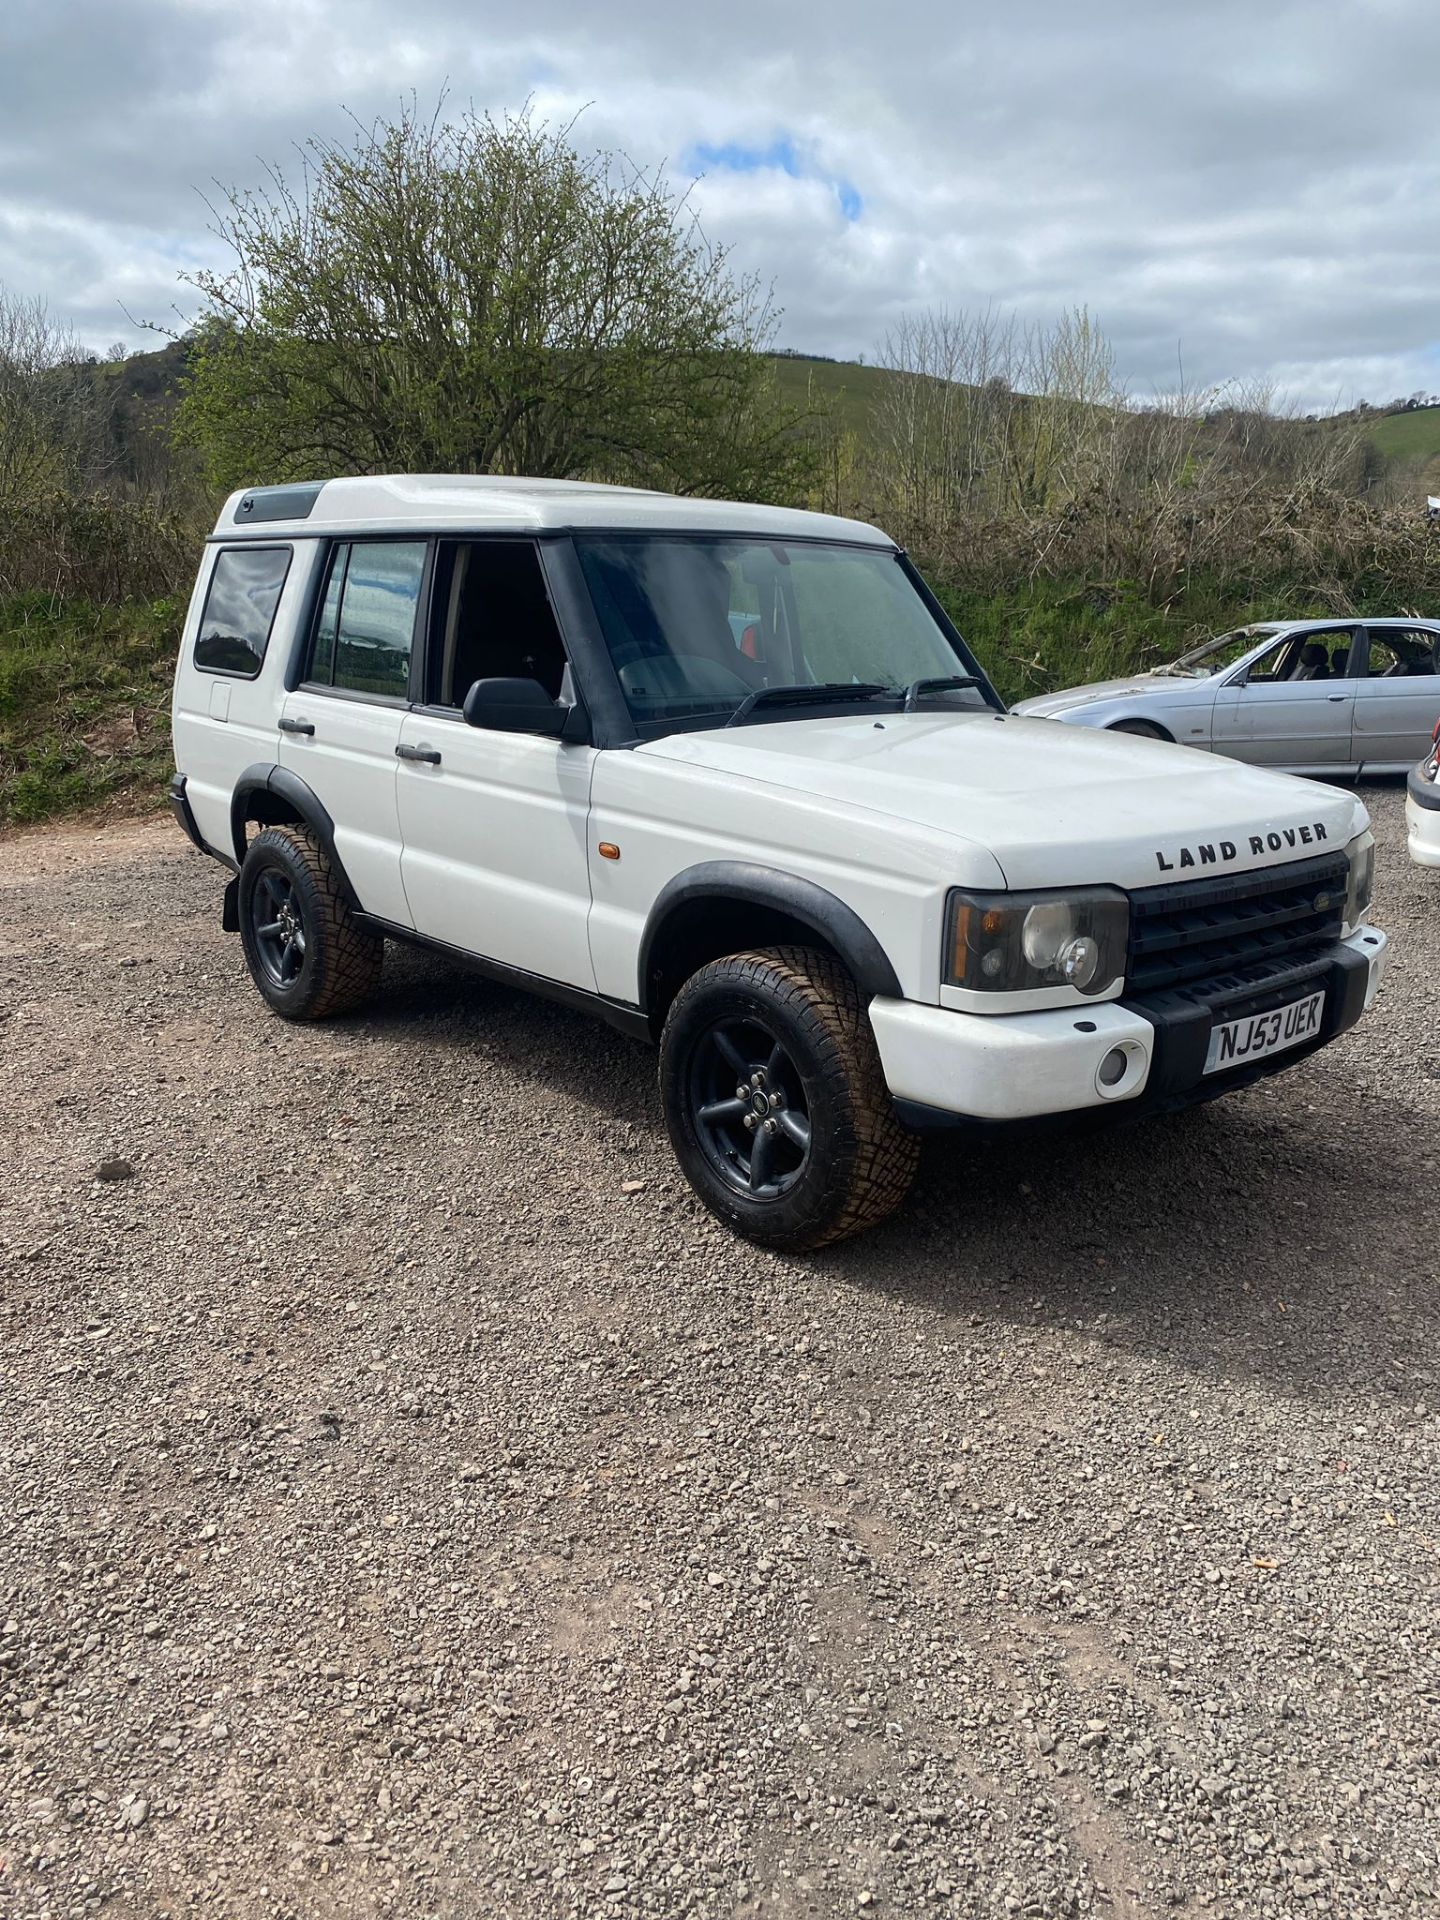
[1204,989,1325,1076]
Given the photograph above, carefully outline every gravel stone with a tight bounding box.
[0,789,1435,1919]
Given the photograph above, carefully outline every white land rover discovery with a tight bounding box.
[170,476,1389,1249]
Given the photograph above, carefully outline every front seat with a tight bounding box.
[1329,646,1350,677]
[1294,643,1330,681]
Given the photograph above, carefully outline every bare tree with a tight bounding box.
[0,288,112,507]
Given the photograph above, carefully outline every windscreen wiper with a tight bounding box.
[726,683,892,726]
[902,675,986,710]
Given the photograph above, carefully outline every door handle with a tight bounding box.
[1327,694,1345,703]
[278,716,315,735]
[395,743,441,765]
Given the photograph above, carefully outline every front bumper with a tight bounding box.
[871,924,1389,1129]
[1406,766,1440,868]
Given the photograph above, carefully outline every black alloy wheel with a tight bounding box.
[688,1015,813,1201]
[237,824,383,1020]
[659,945,920,1251]
[250,867,308,988]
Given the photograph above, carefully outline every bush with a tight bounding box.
[0,595,180,826]
[0,491,194,604]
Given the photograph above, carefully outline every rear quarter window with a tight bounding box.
[193,546,292,677]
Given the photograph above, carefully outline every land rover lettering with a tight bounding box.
[1155,821,1328,872]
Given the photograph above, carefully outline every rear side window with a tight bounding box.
[193,546,292,677]
[307,540,427,700]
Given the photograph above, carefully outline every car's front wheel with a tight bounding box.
[237,824,383,1020]
[659,946,919,1251]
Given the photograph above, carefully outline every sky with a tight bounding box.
[2,0,1438,411]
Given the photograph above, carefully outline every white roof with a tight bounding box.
[212,473,895,547]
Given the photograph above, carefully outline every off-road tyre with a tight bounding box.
[1108,718,1171,741]
[237,824,383,1021]
[659,945,920,1252]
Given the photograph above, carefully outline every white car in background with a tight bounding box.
[1406,719,1440,866]
[1014,618,1440,776]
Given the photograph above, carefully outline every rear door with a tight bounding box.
[394,538,597,988]
[1351,626,1440,769]
[277,538,428,928]
[1210,627,1358,768]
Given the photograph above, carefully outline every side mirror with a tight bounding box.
[462,676,568,737]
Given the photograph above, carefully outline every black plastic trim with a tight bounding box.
[168,772,238,872]
[228,763,360,908]
[538,536,642,751]
[233,482,324,524]
[1123,938,1369,1108]
[355,915,651,1042]
[1407,765,1440,811]
[638,862,903,1012]
[168,772,205,852]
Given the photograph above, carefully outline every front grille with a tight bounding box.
[1126,852,1347,1001]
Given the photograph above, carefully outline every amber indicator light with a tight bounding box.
[598,842,621,861]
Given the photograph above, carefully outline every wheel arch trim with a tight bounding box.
[229,763,360,908]
[637,861,904,1014]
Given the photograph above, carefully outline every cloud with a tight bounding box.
[1,0,1438,411]
[684,136,862,223]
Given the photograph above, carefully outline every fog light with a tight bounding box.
[1097,1046,1128,1087]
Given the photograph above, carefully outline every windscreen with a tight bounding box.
[1166,627,1271,677]
[573,535,985,728]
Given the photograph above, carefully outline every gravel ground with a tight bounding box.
[1,784,1437,1920]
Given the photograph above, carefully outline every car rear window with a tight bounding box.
[193,546,292,677]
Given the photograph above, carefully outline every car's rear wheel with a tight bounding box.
[238,825,383,1020]
[659,946,919,1251]
[1108,718,1171,741]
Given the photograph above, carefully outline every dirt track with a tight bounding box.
[1,786,1436,1918]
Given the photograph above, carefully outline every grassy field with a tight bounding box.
[767,354,900,441]
[0,595,179,827]
[1367,404,1440,465]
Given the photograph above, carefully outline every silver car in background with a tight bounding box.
[1014,619,1440,775]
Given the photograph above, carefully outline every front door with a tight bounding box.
[277,538,428,928]
[1210,627,1358,769]
[394,539,597,989]
[1352,626,1440,768]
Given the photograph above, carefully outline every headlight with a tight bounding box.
[944,887,1129,997]
[1343,830,1375,933]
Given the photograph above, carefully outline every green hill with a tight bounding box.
[1364,404,1440,494]
[767,354,899,440]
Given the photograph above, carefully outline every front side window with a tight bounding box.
[193,545,291,677]
[425,541,569,707]
[307,540,426,699]
[573,535,985,731]
[1243,639,1295,683]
